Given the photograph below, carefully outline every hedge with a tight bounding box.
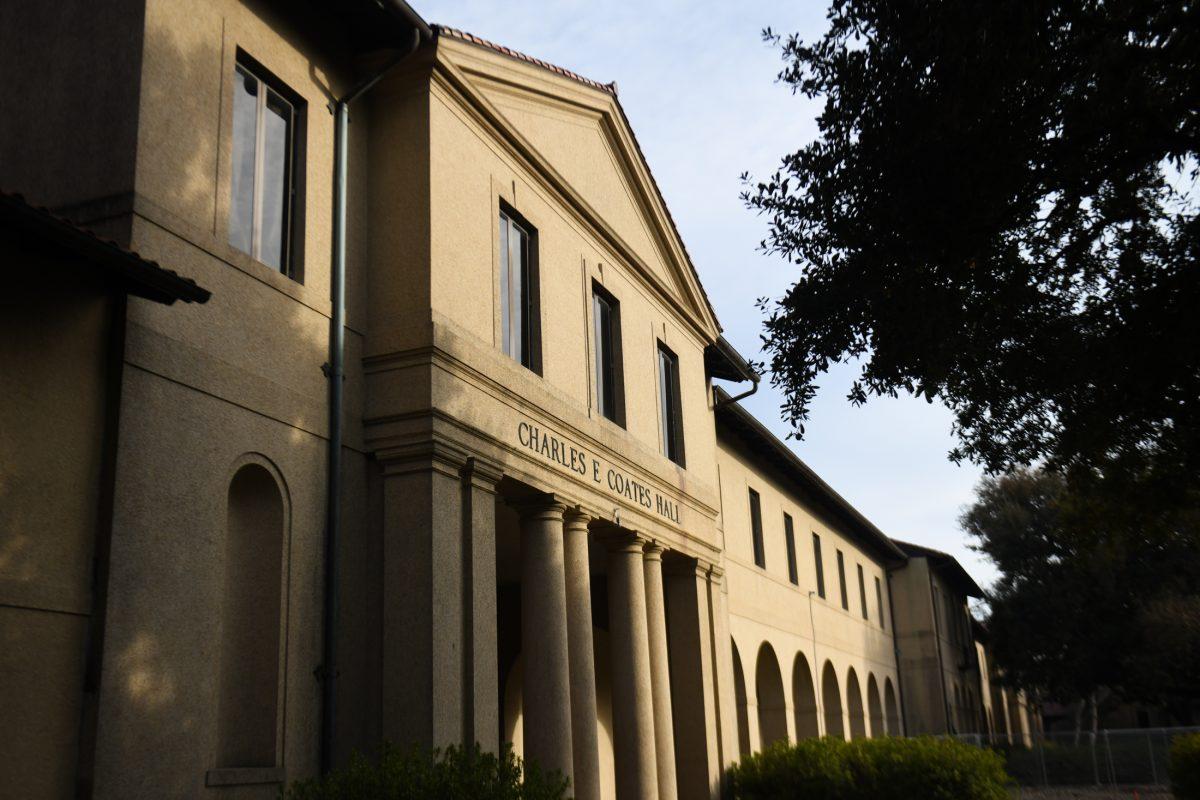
[728,736,1010,800]
[1171,732,1200,800]
[282,743,569,800]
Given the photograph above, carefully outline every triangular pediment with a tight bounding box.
[433,33,720,338]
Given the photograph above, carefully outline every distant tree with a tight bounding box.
[744,0,1200,505]
[961,467,1200,721]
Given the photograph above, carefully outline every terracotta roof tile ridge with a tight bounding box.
[433,25,617,95]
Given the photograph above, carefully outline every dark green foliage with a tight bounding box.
[744,0,1200,511]
[962,467,1200,716]
[728,737,1009,800]
[1171,733,1200,800]
[281,743,570,800]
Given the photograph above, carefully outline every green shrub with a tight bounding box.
[1171,733,1200,800]
[729,736,1009,800]
[282,743,570,800]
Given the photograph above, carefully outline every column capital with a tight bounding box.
[642,540,666,561]
[563,505,592,531]
[664,556,714,579]
[707,564,725,585]
[378,438,474,479]
[507,492,569,521]
[461,455,503,491]
[596,527,650,554]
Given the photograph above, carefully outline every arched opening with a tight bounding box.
[755,643,787,749]
[218,462,285,768]
[792,653,819,739]
[884,678,900,736]
[732,640,751,758]
[846,668,867,740]
[821,661,844,740]
[866,674,884,738]
[952,683,963,733]
[993,686,1011,742]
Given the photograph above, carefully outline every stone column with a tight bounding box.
[381,443,469,749]
[564,508,601,800]
[462,458,502,752]
[643,543,677,800]
[665,561,722,800]
[708,567,740,774]
[517,498,575,784]
[608,534,659,800]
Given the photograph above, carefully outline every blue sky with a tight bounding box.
[425,0,996,587]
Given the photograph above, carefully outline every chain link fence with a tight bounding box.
[955,727,1200,788]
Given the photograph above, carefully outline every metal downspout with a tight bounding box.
[322,28,421,776]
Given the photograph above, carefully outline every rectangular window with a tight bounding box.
[499,208,541,372]
[230,58,301,276]
[592,284,624,425]
[658,343,685,466]
[784,513,798,585]
[875,576,885,629]
[857,564,868,620]
[748,489,765,568]
[812,533,826,599]
[836,550,849,610]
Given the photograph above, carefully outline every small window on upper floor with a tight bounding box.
[657,342,685,466]
[592,283,625,425]
[784,513,798,585]
[229,56,304,278]
[875,576,886,629]
[812,533,826,599]
[857,563,868,620]
[748,488,765,568]
[499,206,541,373]
[836,549,849,610]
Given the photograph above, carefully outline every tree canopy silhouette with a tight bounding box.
[745,0,1199,497]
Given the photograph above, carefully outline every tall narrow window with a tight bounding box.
[748,489,765,568]
[230,59,300,276]
[219,463,285,768]
[784,513,798,585]
[499,208,541,372]
[836,550,849,610]
[812,533,826,599]
[592,284,624,425]
[857,564,868,620]
[875,576,886,629]
[658,343,685,466]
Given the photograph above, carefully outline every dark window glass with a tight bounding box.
[812,533,826,599]
[500,209,540,372]
[837,550,849,610]
[784,513,798,585]
[229,61,298,275]
[875,576,885,629]
[748,489,765,568]
[593,285,624,424]
[658,343,685,466]
[857,564,868,620]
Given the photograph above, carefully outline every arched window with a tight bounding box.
[792,653,819,739]
[217,462,286,768]
[755,643,787,749]
[821,661,844,739]
[884,678,900,735]
[846,668,867,740]
[866,674,884,738]
[732,640,751,758]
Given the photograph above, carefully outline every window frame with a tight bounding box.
[784,513,798,585]
[228,51,306,280]
[591,281,625,426]
[836,549,849,611]
[812,533,826,599]
[499,204,542,374]
[657,341,685,466]
[748,488,765,569]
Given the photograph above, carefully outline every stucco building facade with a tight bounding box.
[1,2,1034,799]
